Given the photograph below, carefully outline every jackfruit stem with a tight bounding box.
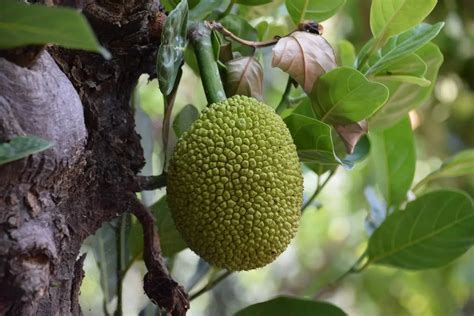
[188,22,227,104]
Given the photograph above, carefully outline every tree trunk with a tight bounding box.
[0,1,187,315]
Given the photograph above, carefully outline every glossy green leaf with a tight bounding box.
[371,53,431,87]
[189,0,224,20]
[370,117,416,207]
[337,40,356,67]
[370,43,443,129]
[0,0,109,58]
[235,296,347,316]
[365,22,444,76]
[284,113,368,174]
[292,98,317,118]
[310,67,389,124]
[0,135,52,166]
[285,114,337,166]
[368,190,474,269]
[285,0,346,24]
[161,0,180,11]
[373,53,427,78]
[173,104,200,138]
[157,0,188,96]
[151,196,187,257]
[370,0,437,40]
[414,150,474,192]
[235,0,272,5]
[220,14,257,56]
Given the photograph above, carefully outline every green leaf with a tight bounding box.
[370,43,443,129]
[310,67,389,124]
[284,113,369,174]
[365,22,444,76]
[128,215,144,261]
[189,0,224,20]
[161,0,181,11]
[370,117,416,207]
[235,0,273,5]
[285,114,338,167]
[0,135,52,166]
[368,190,474,269]
[337,40,356,67]
[373,53,427,78]
[414,150,474,191]
[429,150,474,178]
[91,221,119,305]
[220,14,257,56]
[285,0,346,24]
[0,0,109,58]
[157,0,188,96]
[234,296,347,316]
[370,0,437,40]
[151,196,188,257]
[173,104,200,138]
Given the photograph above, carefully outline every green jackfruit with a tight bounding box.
[167,95,303,271]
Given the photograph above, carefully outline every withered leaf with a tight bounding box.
[225,56,264,100]
[335,120,368,154]
[271,31,336,93]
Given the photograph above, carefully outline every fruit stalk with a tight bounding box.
[188,22,227,104]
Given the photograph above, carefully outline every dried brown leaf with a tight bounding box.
[225,56,264,100]
[335,120,368,154]
[271,31,336,93]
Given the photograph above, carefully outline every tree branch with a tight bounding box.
[128,195,189,316]
[131,173,167,191]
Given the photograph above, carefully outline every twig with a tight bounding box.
[301,170,336,213]
[207,21,281,48]
[189,270,233,301]
[131,173,167,191]
[315,250,369,299]
[128,194,189,316]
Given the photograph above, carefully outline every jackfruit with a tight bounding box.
[167,95,303,271]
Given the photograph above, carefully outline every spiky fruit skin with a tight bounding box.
[167,95,303,271]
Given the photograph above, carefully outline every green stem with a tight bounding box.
[275,77,293,114]
[189,22,227,104]
[189,270,233,301]
[301,170,336,213]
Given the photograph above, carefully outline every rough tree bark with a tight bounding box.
[0,1,188,315]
